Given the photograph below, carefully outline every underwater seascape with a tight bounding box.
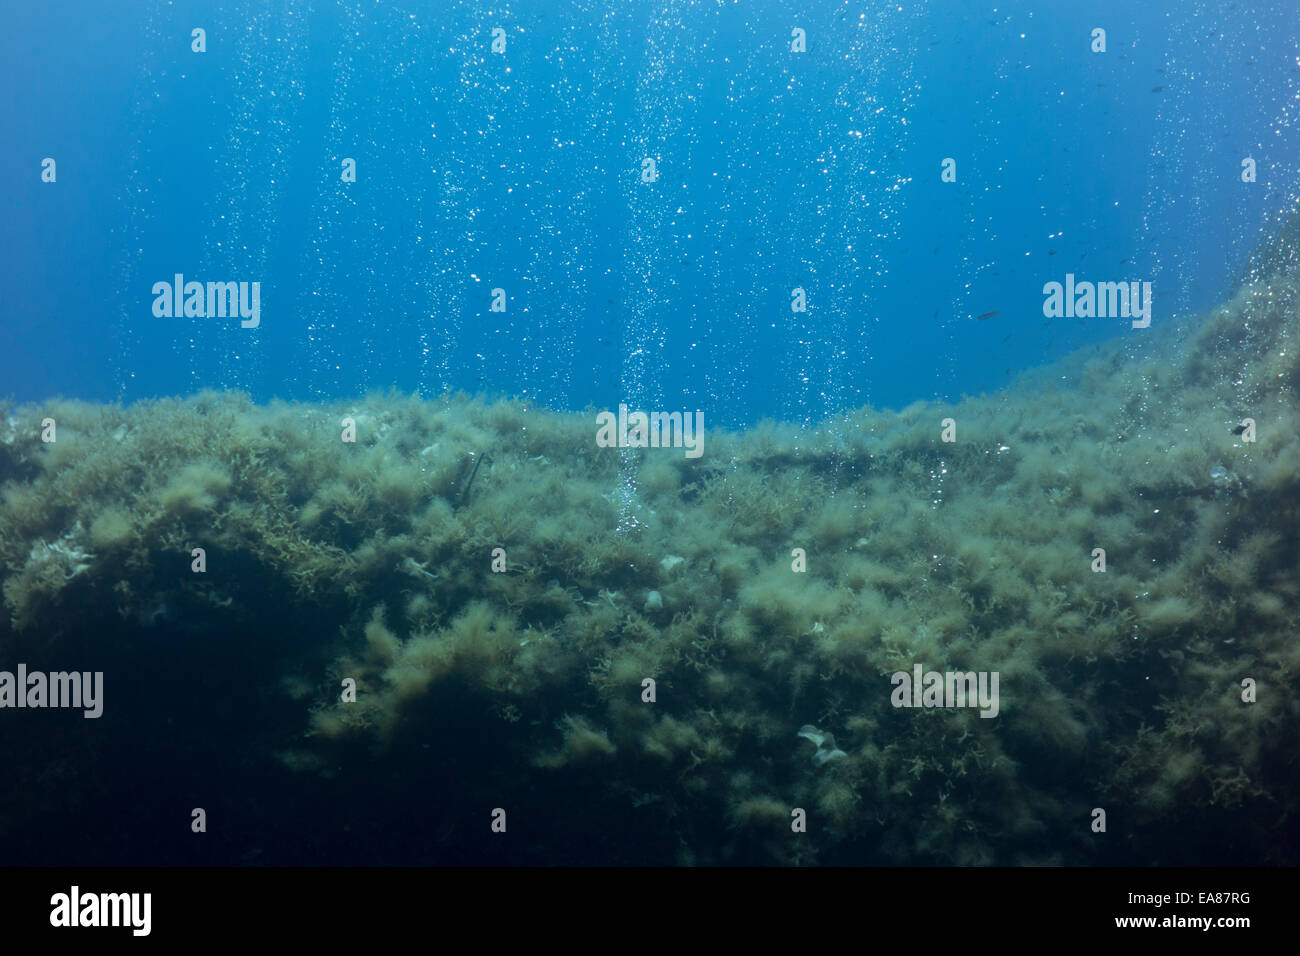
[3,0,1300,881]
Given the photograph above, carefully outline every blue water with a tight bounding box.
[3,0,1297,426]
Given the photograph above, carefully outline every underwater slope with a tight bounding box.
[1,274,1297,865]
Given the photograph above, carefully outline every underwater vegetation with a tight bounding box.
[2,267,1299,864]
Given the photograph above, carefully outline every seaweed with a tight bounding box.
[2,269,1298,864]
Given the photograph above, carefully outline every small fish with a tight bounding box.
[1231,423,1248,435]
[1151,86,1164,93]
[976,310,1000,321]
[1048,249,1058,256]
